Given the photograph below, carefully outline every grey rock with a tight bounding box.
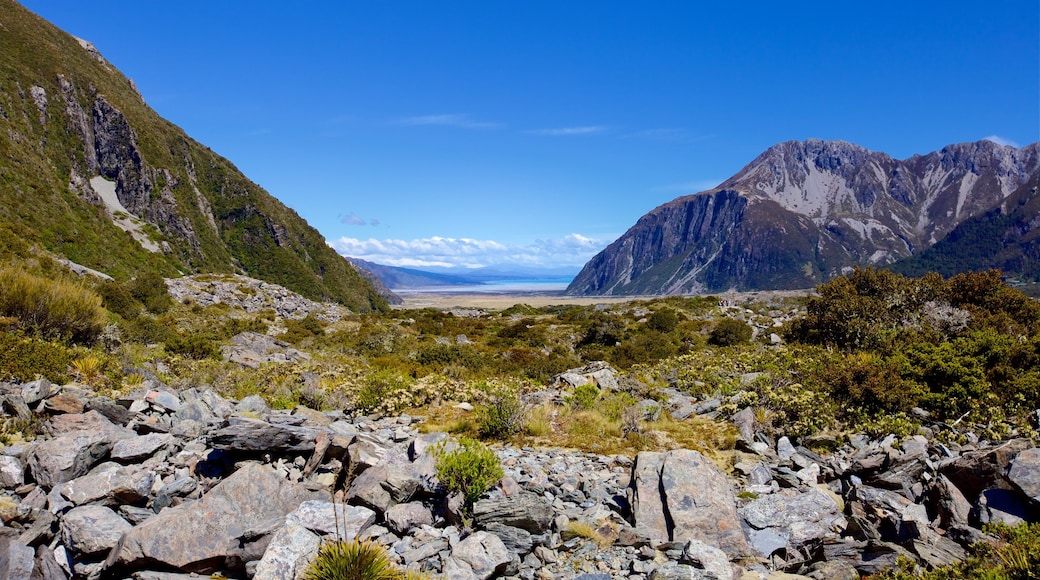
[59,462,153,505]
[473,491,553,534]
[930,474,972,529]
[648,562,701,580]
[588,368,618,390]
[27,411,133,487]
[285,500,376,538]
[110,433,174,462]
[348,432,393,471]
[61,505,131,555]
[21,379,55,405]
[680,539,735,579]
[777,436,797,460]
[385,502,433,535]
[451,531,511,580]
[105,463,324,574]
[1006,447,1040,504]
[32,544,70,580]
[236,394,270,415]
[940,438,1033,502]
[629,451,668,540]
[660,449,751,558]
[482,522,534,555]
[0,455,24,488]
[252,523,321,580]
[740,487,846,552]
[977,488,1031,525]
[0,537,35,580]
[209,417,319,453]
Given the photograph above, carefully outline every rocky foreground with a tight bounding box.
[0,369,1038,580]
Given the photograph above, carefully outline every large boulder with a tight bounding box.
[60,505,131,556]
[473,491,553,534]
[740,487,847,557]
[632,449,751,558]
[448,531,511,580]
[104,463,325,575]
[1006,447,1040,505]
[26,411,133,488]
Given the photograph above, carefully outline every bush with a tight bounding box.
[872,522,1040,580]
[0,331,73,382]
[165,333,219,360]
[432,437,503,505]
[354,369,415,414]
[129,271,173,314]
[567,383,600,410]
[709,318,752,346]
[302,538,417,580]
[0,268,107,345]
[476,384,526,439]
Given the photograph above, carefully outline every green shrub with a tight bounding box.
[0,268,106,345]
[709,318,753,346]
[647,308,681,333]
[872,522,1040,580]
[354,369,415,414]
[129,271,173,314]
[165,333,220,360]
[567,383,600,410]
[0,331,73,382]
[476,384,526,439]
[432,437,503,505]
[282,313,325,344]
[302,538,414,580]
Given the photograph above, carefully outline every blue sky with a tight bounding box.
[23,1,1040,270]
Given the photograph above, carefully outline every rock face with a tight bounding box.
[0,0,388,312]
[568,139,1040,295]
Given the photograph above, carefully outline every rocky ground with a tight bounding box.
[0,360,1038,580]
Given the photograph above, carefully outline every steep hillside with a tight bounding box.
[892,168,1040,280]
[0,0,387,312]
[568,139,1040,295]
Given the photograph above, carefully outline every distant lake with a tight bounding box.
[392,278,572,293]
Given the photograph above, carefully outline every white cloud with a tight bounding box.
[983,135,1020,148]
[395,114,500,129]
[525,126,607,136]
[339,212,371,226]
[329,233,610,268]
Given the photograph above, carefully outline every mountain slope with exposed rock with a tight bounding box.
[568,139,1040,295]
[0,0,387,312]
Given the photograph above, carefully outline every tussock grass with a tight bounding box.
[0,267,106,345]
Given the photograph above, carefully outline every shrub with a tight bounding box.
[872,521,1040,580]
[432,437,503,505]
[476,383,527,439]
[354,369,415,414]
[128,271,173,314]
[567,383,600,410]
[302,538,415,580]
[0,331,72,382]
[709,318,752,346]
[165,333,220,360]
[646,308,681,333]
[0,268,106,345]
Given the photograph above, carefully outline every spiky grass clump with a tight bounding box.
[0,267,106,345]
[302,538,413,580]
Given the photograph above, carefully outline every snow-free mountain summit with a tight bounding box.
[567,139,1040,296]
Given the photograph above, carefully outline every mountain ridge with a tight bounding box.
[568,139,1040,296]
[0,0,388,312]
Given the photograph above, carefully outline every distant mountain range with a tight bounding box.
[568,139,1040,296]
[0,1,387,312]
[347,258,578,290]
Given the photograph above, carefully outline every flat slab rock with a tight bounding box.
[105,462,326,575]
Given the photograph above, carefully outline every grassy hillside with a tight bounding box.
[0,0,386,312]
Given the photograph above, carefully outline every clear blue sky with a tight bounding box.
[22,1,1040,270]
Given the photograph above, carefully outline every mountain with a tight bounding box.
[346,258,476,289]
[891,168,1040,280]
[0,1,387,312]
[568,139,1040,296]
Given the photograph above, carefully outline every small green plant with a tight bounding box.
[566,383,600,410]
[432,437,503,506]
[302,538,417,580]
[476,383,527,439]
[165,333,220,360]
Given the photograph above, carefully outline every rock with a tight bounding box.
[0,537,35,580]
[27,411,133,487]
[236,394,270,416]
[588,368,618,391]
[345,456,419,513]
[730,407,757,443]
[110,433,174,462]
[1006,447,1040,504]
[105,463,324,575]
[740,487,846,555]
[347,433,393,472]
[473,491,553,534]
[32,544,70,580]
[451,531,511,580]
[482,522,534,555]
[58,462,153,505]
[681,539,735,579]
[61,505,131,555]
[930,474,972,529]
[208,417,319,453]
[385,502,433,535]
[940,438,1033,502]
[20,379,55,405]
[976,488,1031,525]
[0,456,24,488]
[660,450,751,558]
[649,562,701,580]
[629,451,668,540]
[285,500,376,538]
[252,524,321,580]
